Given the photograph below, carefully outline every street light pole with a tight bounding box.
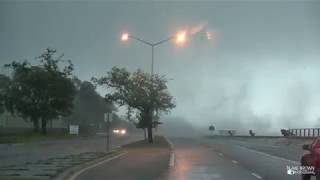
[127,34,176,75]
[151,45,154,75]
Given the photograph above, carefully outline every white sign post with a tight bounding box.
[104,113,112,152]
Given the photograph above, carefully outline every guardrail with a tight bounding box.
[288,128,320,137]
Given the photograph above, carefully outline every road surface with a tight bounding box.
[72,136,303,180]
[168,137,301,180]
[204,136,305,161]
[166,138,263,180]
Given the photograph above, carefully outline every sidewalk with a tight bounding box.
[73,136,171,180]
[0,151,120,180]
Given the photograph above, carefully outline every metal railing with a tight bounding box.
[288,128,320,137]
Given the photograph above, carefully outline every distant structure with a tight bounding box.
[219,130,236,136]
[281,129,294,137]
[209,125,215,135]
[249,130,256,136]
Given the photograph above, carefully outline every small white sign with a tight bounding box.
[69,125,79,135]
[104,113,113,122]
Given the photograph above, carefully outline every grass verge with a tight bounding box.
[0,132,75,144]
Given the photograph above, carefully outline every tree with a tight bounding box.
[209,125,215,135]
[0,74,11,114]
[93,67,175,143]
[249,130,256,136]
[65,80,115,135]
[4,48,76,134]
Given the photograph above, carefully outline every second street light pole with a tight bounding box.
[121,32,186,75]
[151,45,154,75]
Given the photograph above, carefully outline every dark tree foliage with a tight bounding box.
[3,48,76,134]
[0,74,11,114]
[93,67,175,143]
[280,129,294,137]
[209,125,215,131]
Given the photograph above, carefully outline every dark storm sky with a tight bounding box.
[1,0,320,134]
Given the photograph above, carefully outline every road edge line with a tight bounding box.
[165,137,174,149]
[63,151,128,180]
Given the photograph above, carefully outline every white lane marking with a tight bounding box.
[229,140,280,149]
[231,160,238,164]
[165,137,175,167]
[251,172,263,179]
[235,145,300,165]
[268,145,280,148]
[165,137,175,149]
[169,152,175,167]
[68,151,128,180]
[218,153,224,157]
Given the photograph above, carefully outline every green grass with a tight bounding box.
[0,132,76,144]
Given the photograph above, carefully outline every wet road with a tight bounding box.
[69,137,304,180]
[167,137,302,180]
[166,138,259,180]
[203,137,306,162]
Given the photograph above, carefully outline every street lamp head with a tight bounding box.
[206,31,213,40]
[121,33,129,41]
[175,31,187,45]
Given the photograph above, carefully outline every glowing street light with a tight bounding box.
[206,31,213,40]
[175,31,187,44]
[121,33,129,41]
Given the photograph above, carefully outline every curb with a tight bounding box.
[67,151,128,180]
[53,150,124,180]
